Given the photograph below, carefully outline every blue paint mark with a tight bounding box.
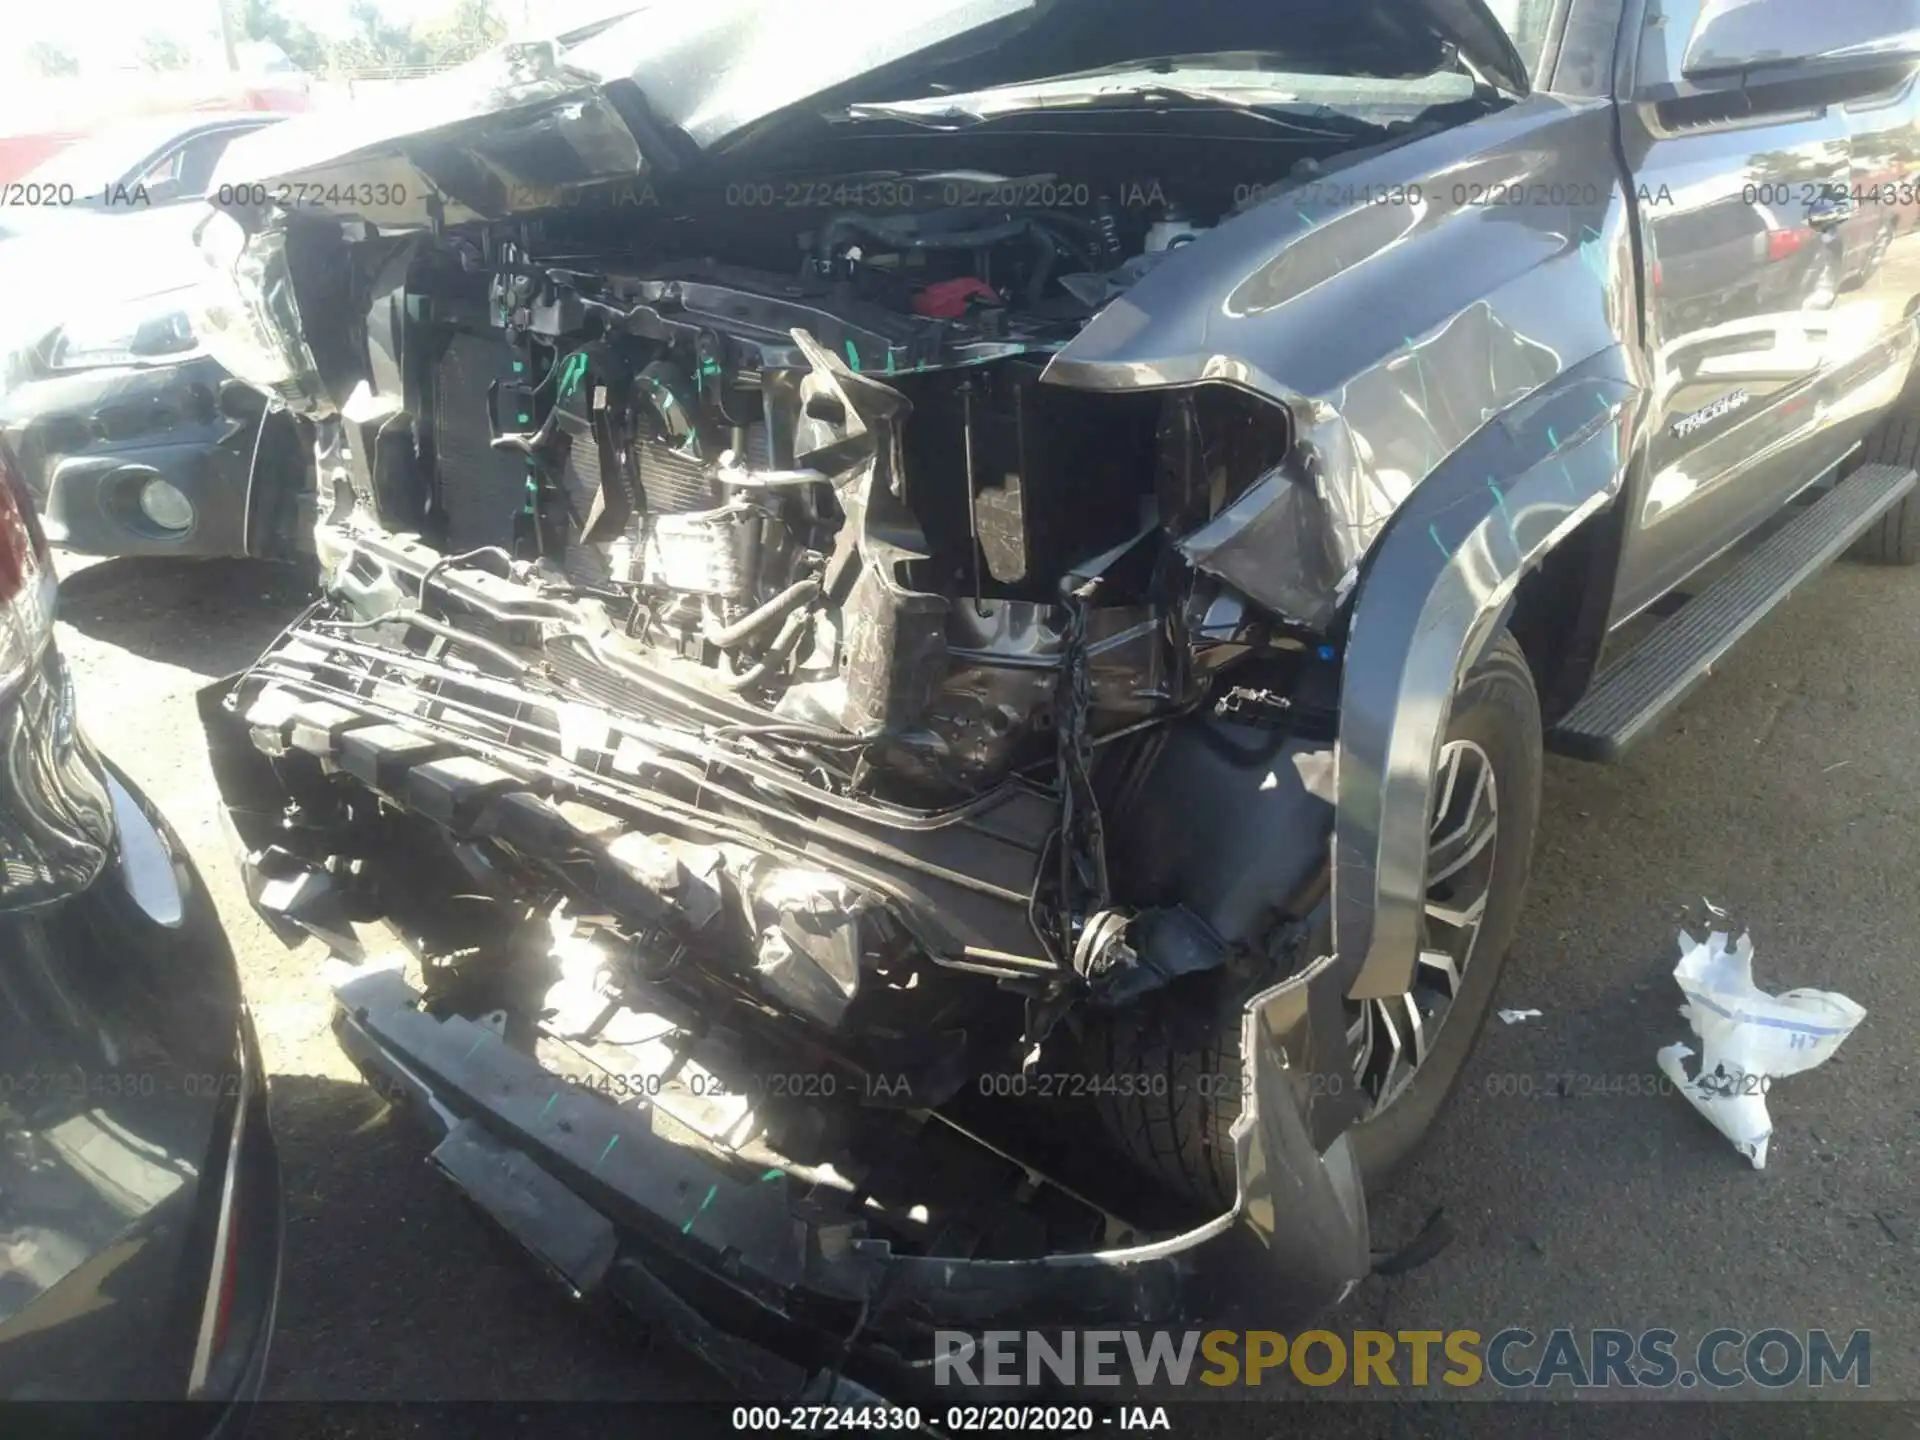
[1429,523,1450,558]
[1488,478,1514,535]
[1317,645,1336,662]
[595,1134,619,1172]
[540,1092,559,1120]
[1685,990,1858,1036]
[682,1182,719,1235]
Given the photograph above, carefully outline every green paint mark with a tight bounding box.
[540,1092,559,1119]
[1560,460,1577,494]
[681,1182,718,1234]
[511,360,525,373]
[843,340,861,372]
[595,1134,619,1172]
[516,413,530,424]
[558,350,589,399]
[1487,478,1513,532]
[760,1168,782,1182]
[464,1033,488,1060]
[885,350,897,374]
[1297,209,1314,228]
[1429,523,1449,558]
[1577,224,1607,281]
[1547,425,1561,451]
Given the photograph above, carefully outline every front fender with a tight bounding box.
[1335,347,1647,1000]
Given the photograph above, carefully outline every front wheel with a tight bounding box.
[1846,409,1920,565]
[1088,632,1543,1209]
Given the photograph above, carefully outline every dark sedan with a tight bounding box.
[0,115,305,562]
[0,441,282,1403]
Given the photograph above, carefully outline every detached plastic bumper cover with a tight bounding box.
[331,959,1369,1398]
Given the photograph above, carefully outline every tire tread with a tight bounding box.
[1849,412,1920,564]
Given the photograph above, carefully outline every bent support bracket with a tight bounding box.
[1335,350,1644,1001]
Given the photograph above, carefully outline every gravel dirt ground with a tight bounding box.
[48,549,1918,1417]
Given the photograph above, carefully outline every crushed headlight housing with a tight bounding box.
[44,288,199,371]
[191,207,331,414]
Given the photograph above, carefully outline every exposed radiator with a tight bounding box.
[635,441,715,515]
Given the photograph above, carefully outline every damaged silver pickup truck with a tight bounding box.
[192,0,1920,1401]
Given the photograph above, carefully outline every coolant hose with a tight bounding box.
[714,604,814,691]
[702,578,820,650]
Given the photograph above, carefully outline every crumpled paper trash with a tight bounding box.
[1656,930,1866,1169]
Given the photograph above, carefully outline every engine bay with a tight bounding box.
[232,158,1350,1169]
[321,172,1307,807]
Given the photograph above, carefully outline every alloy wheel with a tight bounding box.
[1349,738,1499,1114]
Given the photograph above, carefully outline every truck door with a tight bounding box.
[1609,0,1895,622]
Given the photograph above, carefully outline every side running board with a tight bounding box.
[1548,462,1917,762]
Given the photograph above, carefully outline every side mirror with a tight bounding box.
[1682,0,1920,82]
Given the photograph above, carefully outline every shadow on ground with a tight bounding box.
[55,558,317,677]
[266,1073,719,1403]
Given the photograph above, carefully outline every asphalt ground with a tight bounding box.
[48,549,1918,1431]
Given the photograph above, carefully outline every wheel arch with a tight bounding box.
[1332,347,1647,1003]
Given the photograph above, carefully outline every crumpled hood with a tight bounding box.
[209,0,1528,227]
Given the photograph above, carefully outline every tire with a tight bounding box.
[1089,632,1543,1209]
[1847,409,1920,565]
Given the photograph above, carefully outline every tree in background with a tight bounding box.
[26,40,81,77]
[237,0,507,76]
[328,0,432,69]
[137,33,196,72]
[420,0,507,66]
[238,0,328,73]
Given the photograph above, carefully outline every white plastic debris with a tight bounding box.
[1498,1008,1543,1024]
[1702,897,1727,917]
[1655,930,1865,1169]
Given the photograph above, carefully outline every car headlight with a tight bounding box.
[191,207,330,413]
[44,290,199,371]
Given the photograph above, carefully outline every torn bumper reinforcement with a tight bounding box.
[328,952,1366,1400]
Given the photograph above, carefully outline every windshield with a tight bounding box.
[837,0,1533,123]
[847,53,1484,126]
[1484,0,1560,82]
